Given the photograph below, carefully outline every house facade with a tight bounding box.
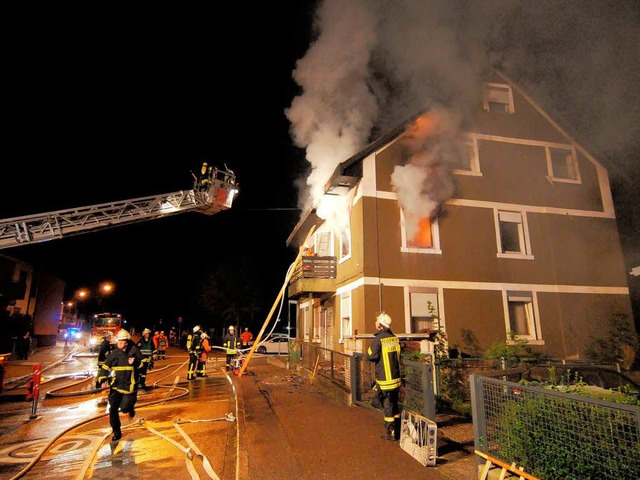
[286,71,634,361]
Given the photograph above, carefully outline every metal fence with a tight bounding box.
[293,343,437,419]
[470,372,640,480]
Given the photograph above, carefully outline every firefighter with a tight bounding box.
[98,329,143,442]
[198,162,210,191]
[187,325,203,380]
[222,325,240,371]
[135,328,155,389]
[367,312,402,441]
[240,327,253,349]
[152,331,160,361]
[95,331,114,389]
[196,332,212,377]
[156,330,168,360]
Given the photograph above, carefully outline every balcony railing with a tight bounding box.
[289,256,336,283]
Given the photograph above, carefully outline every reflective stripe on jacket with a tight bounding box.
[97,343,142,394]
[223,332,240,354]
[367,328,401,390]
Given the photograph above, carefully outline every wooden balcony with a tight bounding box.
[288,256,336,298]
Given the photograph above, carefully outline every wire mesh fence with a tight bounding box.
[471,373,640,480]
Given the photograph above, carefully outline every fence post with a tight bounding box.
[422,363,436,420]
[351,353,361,404]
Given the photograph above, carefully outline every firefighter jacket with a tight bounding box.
[156,333,168,350]
[188,331,203,355]
[97,341,143,394]
[97,338,114,367]
[199,337,212,362]
[367,327,401,391]
[136,336,155,358]
[222,331,240,354]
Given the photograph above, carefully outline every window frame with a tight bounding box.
[406,288,441,334]
[300,300,311,341]
[400,209,442,254]
[453,136,482,176]
[482,82,515,114]
[495,209,534,259]
[546,145,581,183]
[503,290,543,343]
[339,290,352,341]
[338,225,351,263]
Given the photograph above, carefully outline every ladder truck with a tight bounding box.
[0,165,238,250]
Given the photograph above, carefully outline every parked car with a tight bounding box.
[522,363,640,399]
[255,336,290,354]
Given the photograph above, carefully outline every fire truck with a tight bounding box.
[88,312,124,352]
[0,165,238,249]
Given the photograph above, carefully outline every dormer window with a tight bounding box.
[483,83,514,113]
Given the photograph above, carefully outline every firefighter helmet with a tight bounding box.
[193,325,201,333]
[376,313,392,328]
[116,329,131,341]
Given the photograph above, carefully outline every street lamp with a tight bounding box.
[98,282,115,311]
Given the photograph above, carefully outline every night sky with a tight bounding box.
[3,1,639,332]
[2,3,318,330]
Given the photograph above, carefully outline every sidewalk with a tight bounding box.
[1,344,479,479]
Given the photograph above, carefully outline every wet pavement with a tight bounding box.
[1,344,478,479]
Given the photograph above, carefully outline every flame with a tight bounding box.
[401,112,441,150]
[409,217,433,248]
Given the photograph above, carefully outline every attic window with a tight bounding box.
[547,146,580,183]
[483,83,514,114]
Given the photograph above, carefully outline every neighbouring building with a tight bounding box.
[286,71,634,362]
[1,253,65,350]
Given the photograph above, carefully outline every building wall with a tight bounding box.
[33,272,65,346]
[293,74,634,361]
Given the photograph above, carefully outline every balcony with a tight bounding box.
[288,256,336,298]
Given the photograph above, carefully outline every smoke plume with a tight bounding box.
[286,0,639,245]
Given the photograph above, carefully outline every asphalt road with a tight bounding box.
[0,344,477,479]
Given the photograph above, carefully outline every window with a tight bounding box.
[340,291,352,340]
[312,303,321,343]
[300,301,311,340]
[483,83,514,113]
[505,291,540,341]
[453,137,481,175]
[409,291,439,333]
[547,146,580,182]
[339,226,351,262]
[496,210,533,259]
[401,210,441,254]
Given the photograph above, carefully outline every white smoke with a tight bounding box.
[286,0,640,243]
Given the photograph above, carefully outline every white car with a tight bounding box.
[255,336,290,354]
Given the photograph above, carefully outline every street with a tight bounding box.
[0,343,477,480]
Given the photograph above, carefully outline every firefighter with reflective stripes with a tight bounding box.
[98,329,143,442]
[196,332,212,377]
[367,312,402,441]
[223,325,240,371]
[135,328,155,389]
[95,332,114,389]
[187,325,203,380]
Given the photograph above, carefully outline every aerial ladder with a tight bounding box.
[0,165,238,250]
